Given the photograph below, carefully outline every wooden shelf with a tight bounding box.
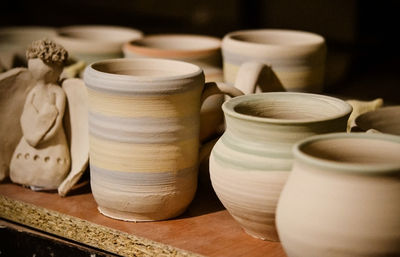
[0,181,286,257]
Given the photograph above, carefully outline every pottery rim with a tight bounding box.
[223,92,352,124]
[223,29,325,49]
[293,132,400,174]
[123,34,221,58]
[84,58,203,93]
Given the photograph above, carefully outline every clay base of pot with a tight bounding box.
[98,206,187,222]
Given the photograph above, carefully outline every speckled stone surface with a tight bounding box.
[0,195,202,257]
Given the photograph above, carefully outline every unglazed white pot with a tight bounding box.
[209,92,352,241]
[84,58,242,221]
[222,29,326,94]
[123,34,223,141]
[55,25,143,64]
[276,133,400,257]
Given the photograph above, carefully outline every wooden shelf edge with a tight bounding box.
[0,195,203,257]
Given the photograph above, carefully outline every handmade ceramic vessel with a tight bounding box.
[355,106,400,135]
[84,58,242,221]
[55,25,143,64]
[123,34,223,141]
[209,92,352,241]
[0,26,56,70]
[276,133,400,257]
[222,29,326,93]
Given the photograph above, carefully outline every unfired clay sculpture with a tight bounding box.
[58,78,89,196]
[9,39,70,190]
[1,39,89,194]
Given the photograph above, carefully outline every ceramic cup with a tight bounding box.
[83,58,243,221]
[55,25,143,64]
[222,29,326,94]
[0,26,56,70]
[277,132,400,257]
[123,34,223,141]
[354,106,400,135]
[209,92,352,241]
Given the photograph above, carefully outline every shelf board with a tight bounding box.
[0,182,286,257]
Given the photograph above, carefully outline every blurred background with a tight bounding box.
[1,0,399,102]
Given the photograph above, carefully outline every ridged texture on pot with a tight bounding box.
[276,133,400,257]
[123,34,224,141]
[209,93,351,241]
[84,59,203,221]
[222,29,326,93]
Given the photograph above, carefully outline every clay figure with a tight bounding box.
[9,39,70,190]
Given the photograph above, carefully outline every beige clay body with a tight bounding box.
[9,40,71,190]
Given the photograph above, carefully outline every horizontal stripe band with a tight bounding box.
[87,87,202,118]
[88,112,199,143]
[89,135,199,173]
[91,165,197,192]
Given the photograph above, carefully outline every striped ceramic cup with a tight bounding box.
[83,58,242,221]
[122,34,224,142]
[222,29,326,94]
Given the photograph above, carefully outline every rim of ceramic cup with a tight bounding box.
[293,132,400,174]
[84,58,203,93]
[123,34,221,58]
[55,25,143,53]
[222,29,325,56]
[355,106,400,135]
[223,92,352,124]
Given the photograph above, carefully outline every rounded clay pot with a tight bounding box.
[209,92,352,241]
[222,29,326,93]
[84,58,242,221]
[276,132,400,257]
[355,105,400,135]
[123,34,223,141]
[55,25,143,64]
